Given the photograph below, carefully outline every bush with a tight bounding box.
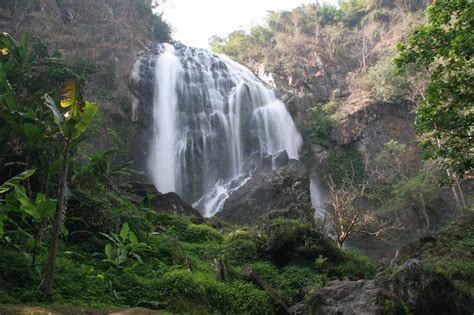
[182,224,224,243]
[306,102,335,147]
[159,269,272,314]
[0,248,35,291]
[225,239,259,264]
[152,213,191,236]
[331,249,377,279]
[65,188,117,244]
[323,147,366,185]
[368,58,410,101]
[277,265,325,305]
[261,219,341,265]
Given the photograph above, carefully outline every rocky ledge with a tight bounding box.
[217,154,313,225]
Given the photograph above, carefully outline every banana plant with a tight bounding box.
[100,222,151,267]
[42,79,98,297]
[0,169,36,238]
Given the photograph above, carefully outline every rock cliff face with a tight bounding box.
[0,0,170,154]
[332,100,416,156]
[217,158,313,225]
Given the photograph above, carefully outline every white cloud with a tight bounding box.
[160,0,339,48]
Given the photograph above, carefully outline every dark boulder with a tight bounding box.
[304,279,390,315]
[217,159,313,225]
[381,259,474,315]
[125,181,202,217]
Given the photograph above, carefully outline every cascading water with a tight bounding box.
[148,43,303,217]
[148,44,183,193]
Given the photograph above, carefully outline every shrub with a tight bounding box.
[159,269,272,314]
[368,58,410,101]
[152,213,190,236]
[261,219,341,265]
[65,188,116,244]
[306,102,335,147]
[330,249,377,279]
[225,239,259,264]
[0,248,35,291]
[323,147,366,186]
[182,224,224,243]
[277,265,324,305]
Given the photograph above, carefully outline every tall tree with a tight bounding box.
[395,0,473,179]
[43,80,98,297]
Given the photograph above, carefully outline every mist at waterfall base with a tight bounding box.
[148,43,303,217]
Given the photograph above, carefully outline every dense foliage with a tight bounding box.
[0,32,379,312]
[395,0,473,178]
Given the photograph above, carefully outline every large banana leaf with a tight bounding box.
[43,93,63,130]
[70,101,98,140]
[60,79,85,120]
[0,169,36,194]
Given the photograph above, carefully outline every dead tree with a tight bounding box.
[326,160,401,247]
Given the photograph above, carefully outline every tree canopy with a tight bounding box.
[395,0,473,178]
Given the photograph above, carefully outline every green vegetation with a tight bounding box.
[306,101,337,147]
[0,34,379,311]
[395,0,473,179]
[423,217,474,300]
[368,58,411,102]
[1,0,473,312]
[323,147,366,186]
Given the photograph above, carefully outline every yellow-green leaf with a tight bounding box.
[60,79,85,120]
[105,244,113,260]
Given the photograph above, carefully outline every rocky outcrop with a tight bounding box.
[332,100,416,157]
[379,259,473,315]
[304,279,388,315]
[125,182,202,217]
[150,192,202,218]
[217,158,313,225]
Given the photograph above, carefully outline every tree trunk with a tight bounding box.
[418,193,430,230]
[44,140,69,297]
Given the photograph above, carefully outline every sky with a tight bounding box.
[160,0,339,48]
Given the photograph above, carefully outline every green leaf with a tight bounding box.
[128,231,138,244]
[36,195,57,219]
[133,253,144,264]
[60,223,68,236]
[19,33,28,61]
[119,222,130,241]
[0,169,36,193]
[117,249,127,265]
[15,185,40,219]
[104,244,113,260]
[70,101,98,140]
[100,232,119,245]
[43,94,63,130]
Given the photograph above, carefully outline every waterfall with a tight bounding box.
[148,44,183,193]
[148,43,303,217]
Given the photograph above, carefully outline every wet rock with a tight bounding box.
[272,150,290,169]
[125,181,202,217]
[217,159,313,225]
[382,259,474,314]
[151,192,202,218]
[304,279,388,315]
